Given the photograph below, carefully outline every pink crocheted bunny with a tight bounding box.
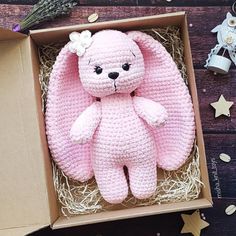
[46,30,195,204]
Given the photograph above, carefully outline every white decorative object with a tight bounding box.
[207,54,231,74]
[68,30,93,57]
[205,12,236,74]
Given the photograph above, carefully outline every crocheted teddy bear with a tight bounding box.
[46,30,195,204]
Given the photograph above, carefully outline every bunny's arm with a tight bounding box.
[133,96,168,128]
[70,101,102,144]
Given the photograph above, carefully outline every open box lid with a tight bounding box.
[0,27,57,234]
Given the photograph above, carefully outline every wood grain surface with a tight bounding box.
[0,0,235,6]
[204,134,236,199]
[0,1,235,235]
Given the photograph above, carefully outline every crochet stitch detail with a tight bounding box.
[46,30,195,204]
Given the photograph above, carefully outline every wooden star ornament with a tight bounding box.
[210,95,234,118]
[181,210,209,236]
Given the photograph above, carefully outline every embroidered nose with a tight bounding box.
[108,72,119,80]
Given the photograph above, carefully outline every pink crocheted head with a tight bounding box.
[79,30,144,97]
[46,30,195,204]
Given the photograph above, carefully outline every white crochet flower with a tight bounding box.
[68,30,93,56]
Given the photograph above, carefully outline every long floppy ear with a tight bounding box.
[127,31,195,170]
[46,43,94,181]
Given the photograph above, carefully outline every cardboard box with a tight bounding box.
[0,11,212,235]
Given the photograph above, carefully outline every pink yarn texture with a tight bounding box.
[46,30,195,204]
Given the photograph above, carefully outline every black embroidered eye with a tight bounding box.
[122,63,131,71]
[94,66,103,74]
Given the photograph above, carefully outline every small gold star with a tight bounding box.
[210,95,234,118]
[181,210,209,236]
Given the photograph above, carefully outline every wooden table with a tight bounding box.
[0,0,235,235]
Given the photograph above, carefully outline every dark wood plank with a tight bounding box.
[202,198,236,236]
[204,134,236,198]
[0,0,234,6]
[78,0,234,6]
[138,0,234,6]
[0,0,138,5]
[196,69,236,133]
[31,198,236,236]
[0,5,233,68]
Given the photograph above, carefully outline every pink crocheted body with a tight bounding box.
[92,94,165,203]
[46,30,195,204]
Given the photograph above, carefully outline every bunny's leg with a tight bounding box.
[94,166,128,204]
[128,151,157,199]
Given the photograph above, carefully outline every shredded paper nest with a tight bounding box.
[38,26,203,217]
